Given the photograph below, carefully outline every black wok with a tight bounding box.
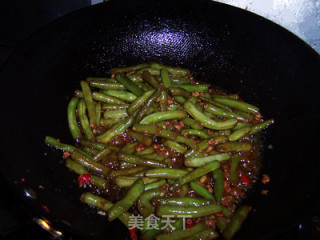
[0,0,319,239]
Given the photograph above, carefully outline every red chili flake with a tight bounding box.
[136,143,147,152]
[129,227,138,240]
[78,174,91,185]
[140,205,146,211]
[186,219,196,228]
[215,213,224,217]
[237,120,244,123]
[41,205,50,213]
[241,175,251,185]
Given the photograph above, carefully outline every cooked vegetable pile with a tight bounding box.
[45,62,274,240]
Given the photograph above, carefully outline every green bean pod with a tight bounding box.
[71,151,109,176]
[163,139,186,154]
[213,168,224,203]
[102,103,129,110]
[184,139,209,158]
[78,99,94,139]
[133,124,178,140]
[80,192,113,211]
[138,188,165,217]
[80,81,96,127]
[181,129,210,139]
[144,179,167,191]
[182,117,204,130]
[92,147,112,162]
[118,153,167,168]
[95,101,101,126]
[109,63,150,74]
[152,197,213,207]
[185,153,230,167]
[115,74,144,97]
[216,141,252,152]
[96,117,133,143]
[159,90,168,112]
[126,129,153,146]
[184,101,237,130]
[176,136,198,150]
[229,126,251,141]
[89,80,126,90]
[65,159,88,175]
[150,63,190,76]
[45,136,92,159]
[107,179,145,221]
[109,167,148,177]
[115,176,158,188]
[250,119,274,134]
[170,76,191,85]
[213,97,260,115]
[204,103,246,121]
[168,87,192,98]
[92,92,125,104]
[67,97,81,139]
[100,118,122,126]
[160,68,172,88]
[174,161,221,188]
[223,205,251,240]
[172,84,209,92]
[103,90,137,102]
[144,168,188,179]
[142,70,162,89]
[103,110,128,119]
[140,110,187,124]
[156,204,222,218]
[230,153,241,183]
[134,90,160,123]
[190,181,215,201]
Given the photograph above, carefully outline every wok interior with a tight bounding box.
[1,0,319,239]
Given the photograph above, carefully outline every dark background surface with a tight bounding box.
[0,1,91,239]
[0,1,320,240]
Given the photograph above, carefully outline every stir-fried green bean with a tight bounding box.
[174,161,221,189]
[45,136,92,159]
[140,110,187,124]
[185,153,230,167]
[80,81,97,127]
[213,168,224,203]
[118,153,167,168]
[184,101,237,130]
[213,97,260,115]
[80,192,113,211]
[96,117,133,143]
[132,124,178,140]
[78,99,94,139]
[108,179,144,221]
[190,181,215,201]
[223,205,251,240]
[103,90,137,102]
[115,74,144,97]
[45,62,273,240]
[67,97,81,139]
[156,204,222,218]
[71,151,109,176]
